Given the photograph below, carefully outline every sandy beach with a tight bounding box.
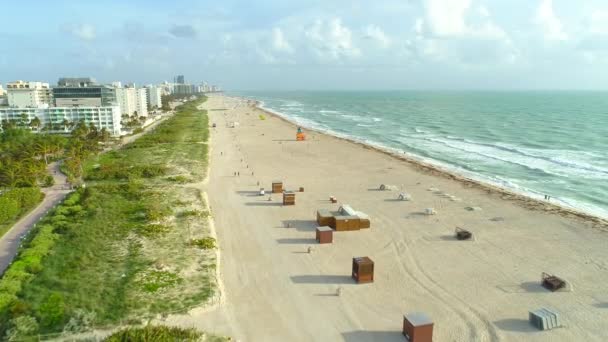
[165,94,608,342]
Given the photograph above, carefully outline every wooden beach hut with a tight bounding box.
[334,216,361,231]
[316,226,333,244]
[403,312,434,342]
[317,209,335,227]
[357,213,371,229]
[352,257,374,283]
[283,191,295,205]
[272,181,283,193]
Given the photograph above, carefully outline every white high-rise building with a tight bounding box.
[0,106,122,136]
[146,86,162,109]
[115,86,148,118]
[135,88,148,117]
[6,81,52,108]
[0,85,5,96]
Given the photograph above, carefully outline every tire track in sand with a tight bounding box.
[391,239,500,342]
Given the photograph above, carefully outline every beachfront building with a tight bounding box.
[0,106,122,136]
[146,86,162,109]
[0,86,6,106]
[53,78,116,107]
[6,81,52,108]
[115,86,149,117]
[173,83,193,95]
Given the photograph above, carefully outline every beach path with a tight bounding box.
[0,162,72,274]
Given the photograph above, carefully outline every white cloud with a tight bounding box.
[478,5,490,18]
[588,10,608,34]
[413,1,517,66]
[535,0,568,41]
[363,25,391,48]
[414,18,424,36]
[272,28,294,53]
[304,18,360,61]
[71,24,96,41]
[424,0,472,37]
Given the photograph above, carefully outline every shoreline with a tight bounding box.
[238,97,608,230]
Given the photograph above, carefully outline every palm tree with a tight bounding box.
[61,119,70,132]
[19,113,29,128]
[29,116,42,132]
[0,161,22,188]
[35,140,53,165]
[1,120,16,131]
[99,128,111,142]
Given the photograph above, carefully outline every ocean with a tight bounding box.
[232,91,608,219]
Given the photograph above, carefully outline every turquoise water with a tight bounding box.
[233,91,608,219]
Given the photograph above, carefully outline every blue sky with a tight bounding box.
[2,0,608,90]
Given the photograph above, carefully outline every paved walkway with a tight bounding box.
[0,162,72,274]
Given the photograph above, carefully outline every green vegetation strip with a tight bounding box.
[0,98,217,339]
[0,188,44,238]
[104,325,231,342]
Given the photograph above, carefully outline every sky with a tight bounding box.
[1,0,608,90]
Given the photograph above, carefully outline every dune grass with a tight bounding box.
[104,325,231,342]
[0,97,218,338]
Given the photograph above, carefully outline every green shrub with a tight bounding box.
[173,199,192,206]
[104,325,202,342]
[166,175,191,184]
[43,175,54,187]
[190,237,216,250]
[132,127,144,134]
[136,224,171,238]
[0,188,43,228]
[136,271,182,293]
[62,309,96,334]
[38,293,65,328]
[63,192,81,206]
[4,315,39,341]
[9,300,30,316]
[180,210,208,218]
[145,205,172,222]
[0,198,20,225]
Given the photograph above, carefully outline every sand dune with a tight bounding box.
[164,95,608,342]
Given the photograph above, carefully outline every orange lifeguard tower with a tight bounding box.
[296,127,306,141]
